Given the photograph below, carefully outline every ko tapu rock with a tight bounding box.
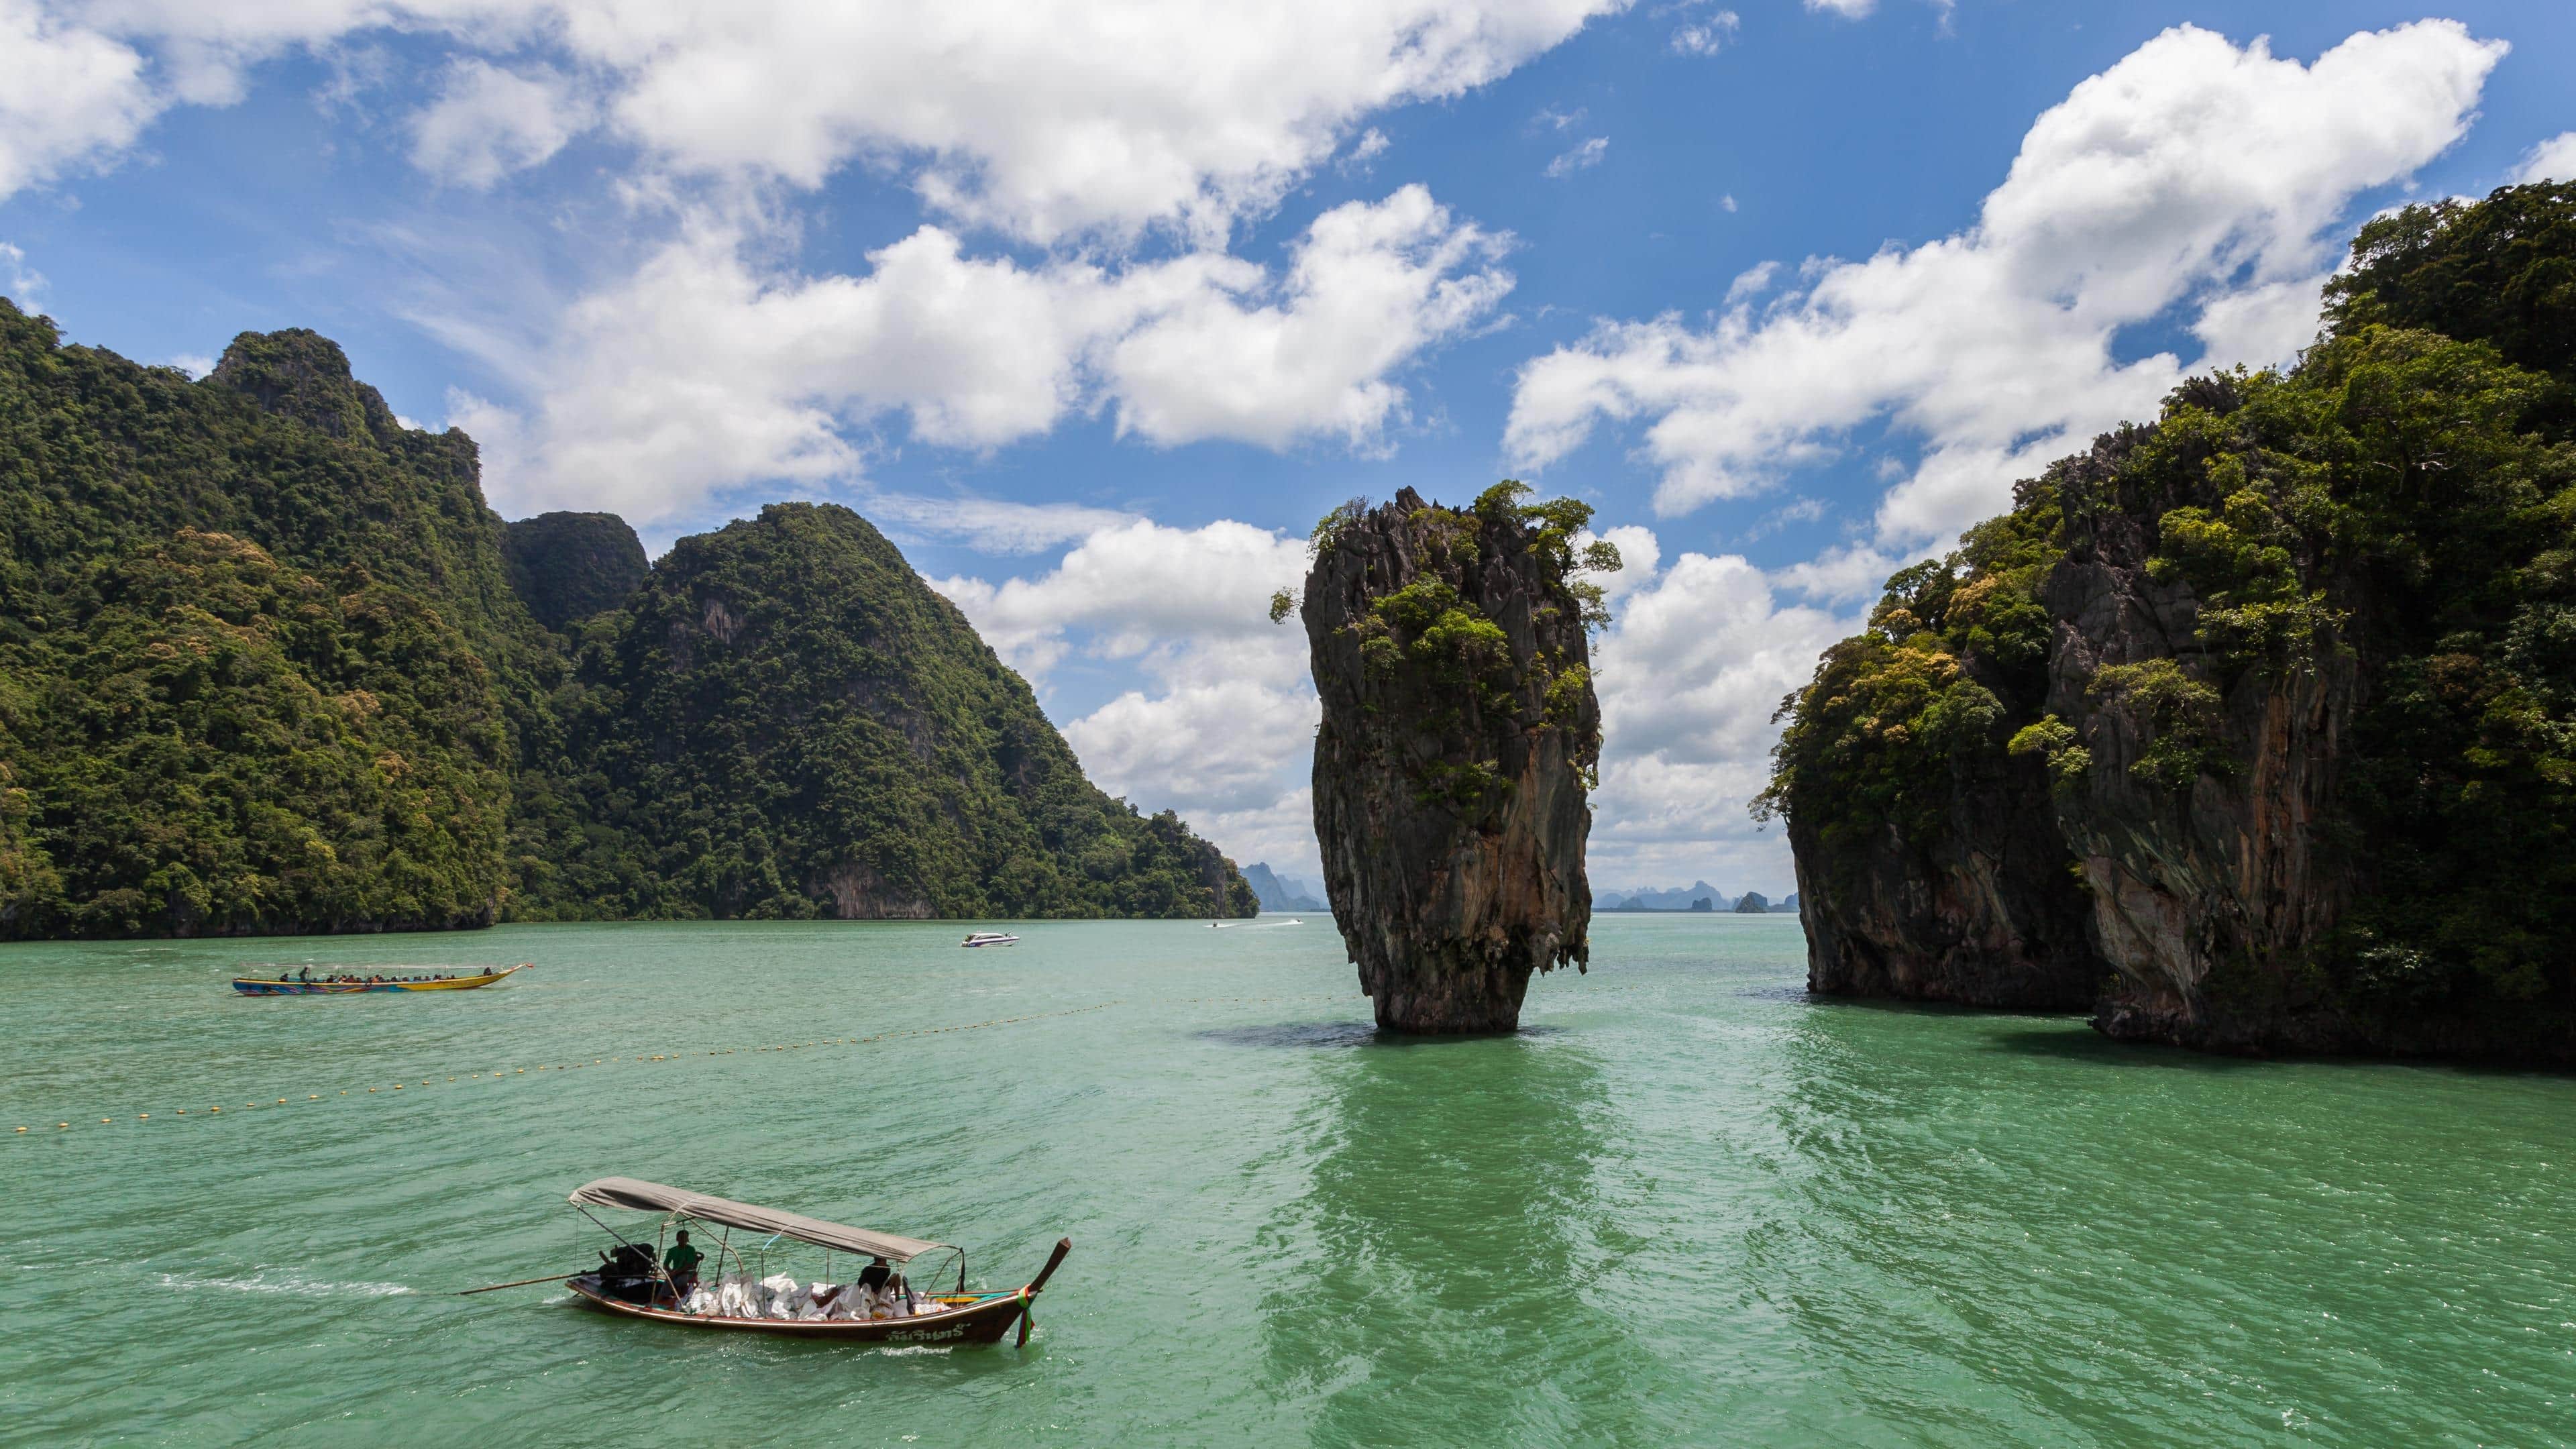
[1293,483,1617,1033]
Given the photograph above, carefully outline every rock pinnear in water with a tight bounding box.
[1295,484,1615,1033]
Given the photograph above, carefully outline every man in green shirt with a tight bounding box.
[665,1230,704,1299]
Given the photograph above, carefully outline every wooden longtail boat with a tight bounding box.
[561,1177,1071,1346]
[231,965,531,996]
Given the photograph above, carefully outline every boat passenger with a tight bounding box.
[665,1231,704,1296]
[857,1256,892,1295]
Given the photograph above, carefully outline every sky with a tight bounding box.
[3,0,2571,896]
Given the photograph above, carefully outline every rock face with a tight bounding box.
[1767,184,2576,1062]
[1302,486,1603,1033]
[504,512,649,631]
[1787,660,2100,1011]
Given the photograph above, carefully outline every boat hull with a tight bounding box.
[232,965,528,996]
[564,1275,1029,1344]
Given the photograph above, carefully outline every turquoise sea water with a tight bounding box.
[3,915,2572,1447]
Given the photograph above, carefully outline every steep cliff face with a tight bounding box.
[1768,184,2576,1062]
[1788,700,2096,1010]
[1302,484,1607,1033]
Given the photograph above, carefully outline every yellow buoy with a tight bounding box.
[139,1114,149,1120]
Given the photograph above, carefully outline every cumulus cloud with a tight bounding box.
[1104,185,1511,448]
[2515,131,2576,184]
[0,0,158,199]
[1505,21,2506,549]
[453,188,1509,523]
[932,518,1319,876]
[1585,538,1851,884]
[4,0,1622,242]
[410,58,590,188]
[932,518,1308,677]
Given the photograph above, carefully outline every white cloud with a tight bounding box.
[1805,0,1874,16]
[0,0,158,199]
[1585,531,1853,890]
[1546,136,1609,177]
[409,58,589,189]
[1504,21,2505,549]
[2514,131,2576,184]
[453,188,1509,523]
[1104,185,1511,449]
[859,491,1138,555]
[932,517,1319,876]
[932,518,1309,676]
[1064,679,1319,815]
[0,239,46,305]
[1670,7,1738,57]
[13,0,1623,242]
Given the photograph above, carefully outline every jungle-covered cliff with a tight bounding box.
[1299,483,1613,1032]
[1762,182,2576,1061]
[0,305,1253,936]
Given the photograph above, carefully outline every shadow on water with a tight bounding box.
[1195,1022,1569,1050]
[1255,1033,1658,1448]
[1975,1024,2273,1072]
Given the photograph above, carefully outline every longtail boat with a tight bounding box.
[231,964,531,996]
[560,1176,1071,1346]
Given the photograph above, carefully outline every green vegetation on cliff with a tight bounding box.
[1764,182,2576,1048]
[0,303,1252,936]
[523,503,1255,921]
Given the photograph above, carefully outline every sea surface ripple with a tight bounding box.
[3,917,2570,1446]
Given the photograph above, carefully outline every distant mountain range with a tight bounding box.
[1597,881,1799,914]
[1241,863,1325,913]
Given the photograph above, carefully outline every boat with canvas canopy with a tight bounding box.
[231,964,530,996]
[559,1176,1071,1346]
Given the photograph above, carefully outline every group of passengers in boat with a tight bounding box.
[602,1231,926,1321]
[272,967,471,984]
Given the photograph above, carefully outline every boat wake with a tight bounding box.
[157,1270,415,1299]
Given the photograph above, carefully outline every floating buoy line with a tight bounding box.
[9,982,1643,1137]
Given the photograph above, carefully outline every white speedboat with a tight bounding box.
[960,932,1020,948]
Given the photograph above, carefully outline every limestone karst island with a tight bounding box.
[5,5,2575,1444]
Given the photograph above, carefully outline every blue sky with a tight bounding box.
[3,0,2571,892]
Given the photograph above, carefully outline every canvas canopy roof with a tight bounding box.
[568,1177,949,1263]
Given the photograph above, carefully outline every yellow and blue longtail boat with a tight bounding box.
[231,964,531,996]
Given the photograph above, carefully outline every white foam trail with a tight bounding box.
[157,1271,415,1298]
